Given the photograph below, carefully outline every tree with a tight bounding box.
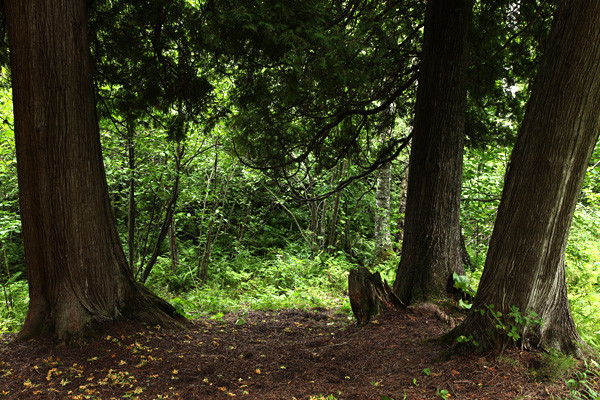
[4,0,182,343]
[373,160,392,260]
[445,0,600,358]
[393,0,471,304]
[373,105,396,263]
[211,0,421,200]
[464,1,555,148]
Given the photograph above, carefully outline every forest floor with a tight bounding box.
[0,304,593,399]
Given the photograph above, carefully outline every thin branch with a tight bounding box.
[261,183,315,256]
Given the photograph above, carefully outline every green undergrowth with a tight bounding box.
[453,202,600,356]
[530,349,579,383]
[565,205,600,351]
[2,220,600,365]
[0,278,27,335]
[1,249,394,335]
[453,266,600,356]
[147,250,364,320]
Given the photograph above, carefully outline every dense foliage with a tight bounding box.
[0,0,599,357]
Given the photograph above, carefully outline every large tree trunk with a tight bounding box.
[393,0,471,303]
[444,0,600,358]
[5,0,183,344]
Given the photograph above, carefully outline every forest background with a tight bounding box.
[0,0,599,354]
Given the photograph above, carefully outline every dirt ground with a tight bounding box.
[0,305,589,399]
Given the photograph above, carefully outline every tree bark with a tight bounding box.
[393,162,408,251]
[373,104,395,262]
[327,160,347,253]
[140,166,180,283]
[197,141,219,281]
[198,160,235,284]
[168,218,180,273]
[444,0,600,358]
[126,122,137,272]
[393,0,471,303]
[374,160,392,261]
[348,267,403,326]
[4,0,183,343]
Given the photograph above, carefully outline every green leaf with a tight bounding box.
[458,299,472,309]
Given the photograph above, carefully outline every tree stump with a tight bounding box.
[348,267,404,326]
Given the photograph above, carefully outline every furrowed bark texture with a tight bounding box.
[393,0,470,303]
[5,0,182,343]
[446,0,600,358]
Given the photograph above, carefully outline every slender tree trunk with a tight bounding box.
[237,195,253,243]
[318,195,328,250]
[136,175,163,278]
[445,0,600,358]
[197,142,219,279]
[342,201,351,253]
[373,104,395,262]
[327,161,347,253]
[393,0,471,304]
[126,122,137,272]
[343,186,371,259]
[140,146,182,283]
[198,218,215,284]
[393,163,408,251]
[374,160,392,261]
[326,195,341,253]
[459,227,472,271]
[4,0,182,343]
[318,202,327,250]
[198,161,236,284]
[168,218,179,273]
[308,199,319,246]
[305,169,324,255]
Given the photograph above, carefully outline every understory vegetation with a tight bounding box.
[4,1,600,398]
[1,91,600,356]
[0,0,599,376]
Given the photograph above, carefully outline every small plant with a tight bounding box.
[436,388,450,399]
[452,272,475,309]
[564,361,600,400]
[209,312,225,321]
[456,334,479,346]
[507,305,543,342]
[478,304,544,351]
[530,349,577,382]
[171,296,194,319]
